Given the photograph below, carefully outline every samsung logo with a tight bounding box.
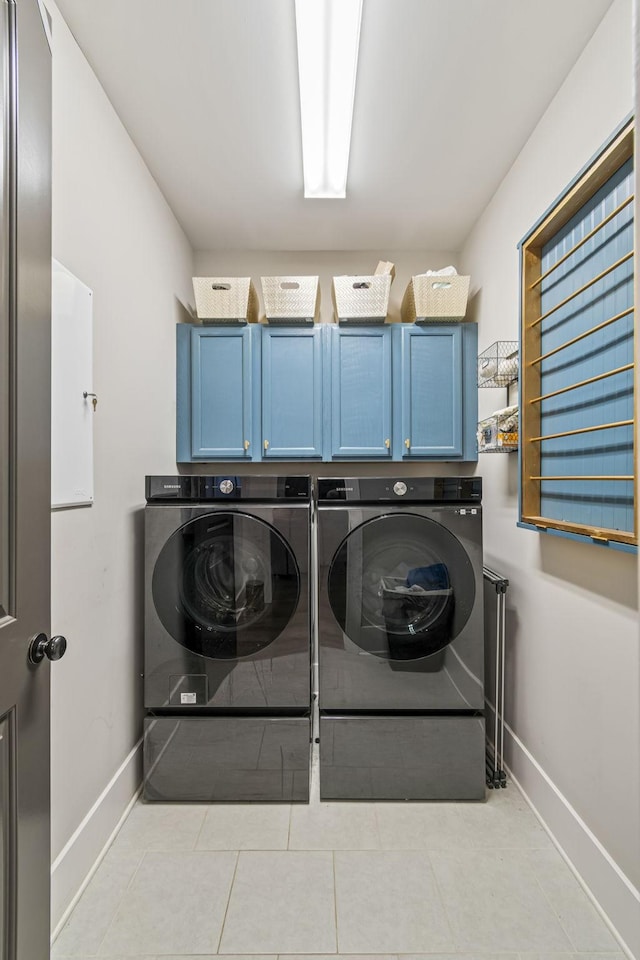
[163,484,180,489]
[335,486,354,492]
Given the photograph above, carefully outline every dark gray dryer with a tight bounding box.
[144,475,311,802]
[317,476,485,800]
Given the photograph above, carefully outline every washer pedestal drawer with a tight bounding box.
[144,715,310,802]
[320,714,485,801]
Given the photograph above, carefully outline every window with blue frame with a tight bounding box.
[520,120,635,551]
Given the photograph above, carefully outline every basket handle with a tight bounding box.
[280,281,300,289]
[431,280,452,290]
[211,282,231,291]
[352,281,371,289]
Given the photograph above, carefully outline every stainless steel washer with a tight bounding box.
[143,475,311,802]
[317,476,485,800]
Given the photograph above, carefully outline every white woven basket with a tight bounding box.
[401,274,471,323]
[192,277,259,323]
[332,274,392,322]
[261,276,320,323]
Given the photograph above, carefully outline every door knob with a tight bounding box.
[384,438,390,449]
[405,438,411,448]
[28,633,67,665]
[244,440,250,451]
[264,440,270,450]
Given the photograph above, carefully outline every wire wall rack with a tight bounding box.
[477,340,519,388]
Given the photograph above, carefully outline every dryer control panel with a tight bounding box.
[318,476,482,504]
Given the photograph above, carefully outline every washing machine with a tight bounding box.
[317,476,485,800]
[144,475,311,802]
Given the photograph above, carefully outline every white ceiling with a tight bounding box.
[55,0,615,252]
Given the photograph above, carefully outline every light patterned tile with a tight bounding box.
[334,850,453,954]
[518,954,624,960]
[219,851,336,954]
[375,801,469,850]
[430,849,573,952]
[98,851,236,955]
[289,801,379,849]
[110,800,206,852]
[453,787,553,849]
[280,955,397,959]
[401,954,519,960]
[402,955,519,960]
[517,954,624,960]
[51,848,144,957]
[526,849,621,952]
[196,803,291,850]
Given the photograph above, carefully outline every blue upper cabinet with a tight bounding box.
[330,326,392,458]
[393,323,478,460]
[176,324,259,461]
[177,322,477,463]
[261,327,323,459]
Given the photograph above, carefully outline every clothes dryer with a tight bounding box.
[317,476,484,800]
[144,475,311,802]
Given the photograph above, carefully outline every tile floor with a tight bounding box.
[52,768,623,960]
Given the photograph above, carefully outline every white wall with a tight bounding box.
[46,1,194,928]
[460,1,639,954]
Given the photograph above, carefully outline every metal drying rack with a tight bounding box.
[483,565,509,789]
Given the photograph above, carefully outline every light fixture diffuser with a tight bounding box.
[295,0,363,199]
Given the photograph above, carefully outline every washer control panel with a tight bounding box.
[219,479,235,495]
[393,481,408,496]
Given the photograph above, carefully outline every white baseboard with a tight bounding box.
[50,738,143,937]
[502,719,640,960]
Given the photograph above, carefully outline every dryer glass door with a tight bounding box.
[327,513,475,660]
[152,512,300,659]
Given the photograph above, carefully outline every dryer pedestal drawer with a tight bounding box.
[144,715,310,802]
[320,714,485,801]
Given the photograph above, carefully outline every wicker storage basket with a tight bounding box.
[261,276,320,324]
[401,274,471,323]
[332,274,392,323]
[192,277,259,323]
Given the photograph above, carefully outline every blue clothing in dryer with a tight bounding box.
[406,562,450,591]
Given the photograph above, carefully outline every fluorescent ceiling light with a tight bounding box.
[295,0,363,199]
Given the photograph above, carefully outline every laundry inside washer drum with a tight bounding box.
[181,535,269,630]
[379,564,455,660]
[327,515,473,661]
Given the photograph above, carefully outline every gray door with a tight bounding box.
[0,1,56,957]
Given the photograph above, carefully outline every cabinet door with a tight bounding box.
[395,324,463,458]
[262,327,323,458]
[190,326,254,459]
[330,326,392,458]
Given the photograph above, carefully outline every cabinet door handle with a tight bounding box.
[405,438,411,448]
[244,440,250,451]
[384,438,390,449]
[264,440,269,450]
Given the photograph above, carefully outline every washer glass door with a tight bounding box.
[327,513,475,660]
[153,512,300,659]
